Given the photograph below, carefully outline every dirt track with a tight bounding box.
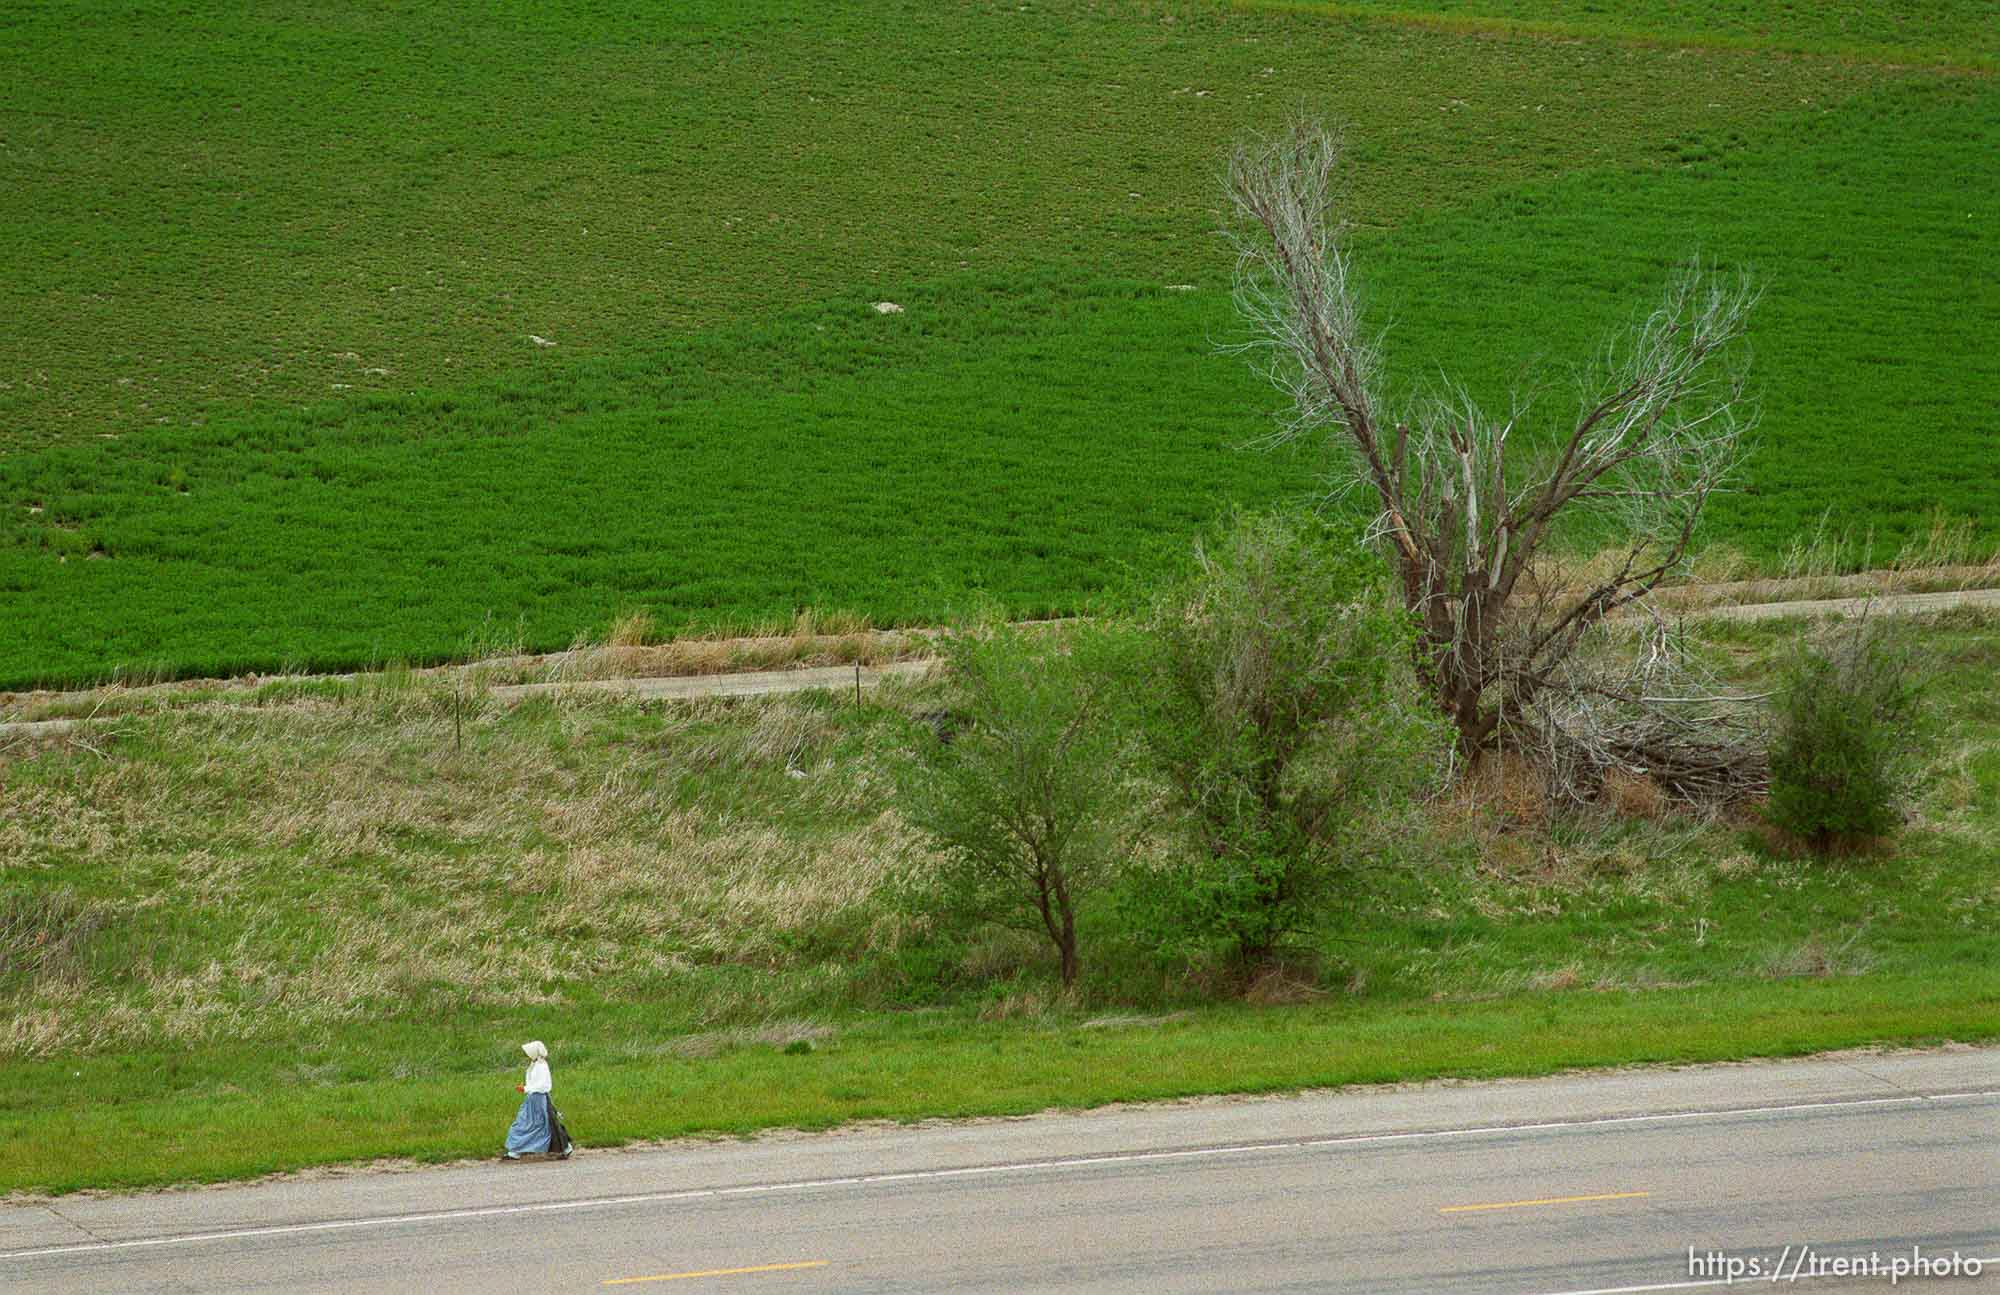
[3,584,1996,742]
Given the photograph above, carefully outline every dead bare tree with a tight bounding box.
[1515,611,1770,809]
[1225,118,1760,759]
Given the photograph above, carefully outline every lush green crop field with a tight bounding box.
[2,276,1307,686]
[2,0,1900,457]
[1364,79,1999,560]
[4,75,1993,689]
[1,2,1992,688]
[1246,0,2000,65]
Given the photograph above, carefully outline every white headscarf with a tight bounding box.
[522,1040,547,1061]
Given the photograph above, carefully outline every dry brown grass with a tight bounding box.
[1241,964,1329,1006]
[1412,756,1723,930]
[1711,847,1760,878]
[1763,931,1874,980]
[1891,509,1990,580]
[1531,965,1584,992]
[0,682,929,1057]
[657,1021,834,1059]
[1441,751,1553,833]
[1079,1012,1188,1030]
[1534,514,2000,620]
[976,982,1086,1021]
[521,613,924,688]
[1685,544,1754,586]
[606,609,656,649]
[1600,769,1667,821]
[1499,540,1973,619]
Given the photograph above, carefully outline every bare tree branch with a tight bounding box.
[1225,116,1760,777]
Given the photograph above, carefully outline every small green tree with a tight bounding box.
[1131,511,1447,968]
[894,621,1126,986]
[1765,618,1926,854]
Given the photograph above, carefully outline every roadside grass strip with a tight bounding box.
[1,975,1994,1197]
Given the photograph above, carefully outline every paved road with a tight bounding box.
[5,1050,1995,1293]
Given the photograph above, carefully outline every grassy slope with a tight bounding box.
[3,77,1994,688]
[2,613,1997,1194]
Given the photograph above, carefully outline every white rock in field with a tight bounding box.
[1164,284,1196,292]
[528,334,557,347]
[872,301,903,315]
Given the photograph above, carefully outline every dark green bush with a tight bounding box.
[1765,619,1926,854]
[1126,511,1449,969]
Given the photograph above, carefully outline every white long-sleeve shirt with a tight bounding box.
[523,1059,551,1094]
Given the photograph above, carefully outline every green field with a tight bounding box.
[2,3,1994,688]
[0,0,1918,455]
[1245,0,2000,65]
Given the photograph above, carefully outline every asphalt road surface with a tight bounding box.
[5,1049,1994,1293]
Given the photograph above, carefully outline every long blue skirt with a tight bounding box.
[505,1092,554,1155]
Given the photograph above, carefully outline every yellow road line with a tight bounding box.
[1440,1190,1650,1214]
[604,1260,830,1286]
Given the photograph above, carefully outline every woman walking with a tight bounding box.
[502,1040,573,1161]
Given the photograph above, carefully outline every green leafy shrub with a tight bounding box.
[1127,511,1449,969]
[892,619,1130,986]
[1765,619,1927,854]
